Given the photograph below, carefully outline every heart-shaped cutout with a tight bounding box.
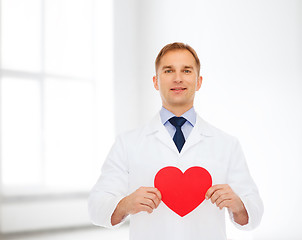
[154,166,212,217]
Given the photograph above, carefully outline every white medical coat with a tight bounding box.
[88,113,264,240]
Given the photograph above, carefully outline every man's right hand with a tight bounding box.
[111,187,162,226]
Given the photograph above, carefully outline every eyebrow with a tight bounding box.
[161,65,173,70]
[161,65,194,70]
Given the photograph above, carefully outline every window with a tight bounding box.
[0,0,114,194]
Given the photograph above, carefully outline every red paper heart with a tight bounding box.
[154,166,212,217]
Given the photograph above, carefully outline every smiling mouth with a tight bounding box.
[171,87,186,90]
[170,87,187,92]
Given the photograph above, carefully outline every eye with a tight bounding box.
[184,69,191,74]
[164,70,173,73]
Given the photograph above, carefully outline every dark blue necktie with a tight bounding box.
[169,116,186,153]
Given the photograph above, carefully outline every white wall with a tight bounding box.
[0,196,89,233]
[0,0,114,233]
[113,0,141,134]
[114,0,302,239]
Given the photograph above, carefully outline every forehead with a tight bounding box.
[159,49,196,67]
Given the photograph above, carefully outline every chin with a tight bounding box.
[170,101,190,107]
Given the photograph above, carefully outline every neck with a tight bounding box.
[163,104,193,117]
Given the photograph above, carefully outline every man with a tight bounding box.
[88,42,263,239]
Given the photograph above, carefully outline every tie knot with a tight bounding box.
[169,117,187,128]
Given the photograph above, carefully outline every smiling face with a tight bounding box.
[153,49,202,115]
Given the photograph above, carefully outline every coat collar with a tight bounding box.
[146,112,213,155]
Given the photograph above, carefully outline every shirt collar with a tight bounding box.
[160,107,196,127]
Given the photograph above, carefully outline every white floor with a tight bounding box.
[1,225,129,240]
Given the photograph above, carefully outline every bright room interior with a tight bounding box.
[0,0,302,239]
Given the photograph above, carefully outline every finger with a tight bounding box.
[210,189,229,204]
[206,184,225,200]
[147,187,162,200]
[154,188,162,200]
[217,199,232,210]
[145,192,161,208]
[142,197,157,209]
[139,203,154,214]
[210,190,222,204]
[215,193,232,207]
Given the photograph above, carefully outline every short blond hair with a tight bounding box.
[155,42,200,75]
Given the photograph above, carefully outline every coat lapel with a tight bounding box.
[146,113,214,156]
[146,113,179,154]
[180,115,213,155]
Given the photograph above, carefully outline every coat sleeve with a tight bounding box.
[88,134,129,228]
[226,138,264,230]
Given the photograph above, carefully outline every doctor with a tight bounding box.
[88,42,263,240]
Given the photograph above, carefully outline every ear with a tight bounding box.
[153,76,159,90]
[196,76,202,91]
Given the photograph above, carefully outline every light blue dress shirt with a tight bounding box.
[159,107,196,140]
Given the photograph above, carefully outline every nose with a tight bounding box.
[174,71,183,83]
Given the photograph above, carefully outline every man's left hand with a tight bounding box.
[205,184,248,225]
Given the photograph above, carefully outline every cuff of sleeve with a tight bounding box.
[106,195,127,229]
